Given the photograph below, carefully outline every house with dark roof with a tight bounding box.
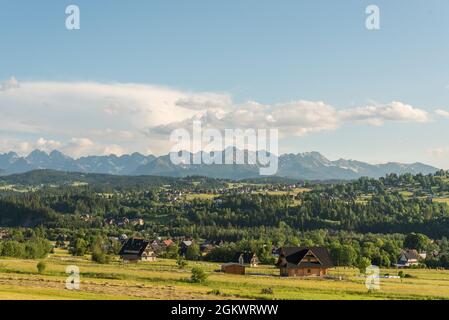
[396,249,422,267]
[180,240,193,256]
[119,238,157,262]
[234,252,260,267]
[275,247,334,277]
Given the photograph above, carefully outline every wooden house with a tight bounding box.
[119,238,157,262]
[276,247,334,277]
[396,249,421,267]
[221,263,246,275]
[180,240,193,256]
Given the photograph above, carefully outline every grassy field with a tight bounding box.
[1,250,449,300]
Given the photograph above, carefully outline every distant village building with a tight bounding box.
[234,252,259,267]
[180,240,193,256]
[221,263,246,275]
[130,218,145,226]
[397,249,422,267]
[0,230,10,239]
[119,238,157,262]
[200,243,215,255]
[276,247,334,277]
[162,239,174,248]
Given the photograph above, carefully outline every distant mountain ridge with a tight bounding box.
[0,149,439,180]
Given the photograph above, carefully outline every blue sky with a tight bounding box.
[1,0,449,167]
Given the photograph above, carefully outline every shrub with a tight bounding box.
[91,249,111,264]
[261,287,274,295]
[208,289,221,296]
[69,238,88,256]
[191,267,208,283]
[185,244,201,261]
[177,257,187,269]
[36,261,46,274]
[357,257,371,274]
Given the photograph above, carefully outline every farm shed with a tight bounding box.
[221,263,246,275]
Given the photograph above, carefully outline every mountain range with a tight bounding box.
[0,149,439,180]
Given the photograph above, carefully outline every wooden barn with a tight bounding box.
[119,238,157,262]
[276,247,334,277]
[221,263,246,275]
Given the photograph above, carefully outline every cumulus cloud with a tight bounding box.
[340,101,430,125]
[0,77,434,156]
[150,100,429,138]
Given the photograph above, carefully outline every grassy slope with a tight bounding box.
[1,250,449,300]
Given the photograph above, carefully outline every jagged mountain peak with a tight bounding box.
[0,149,440,180]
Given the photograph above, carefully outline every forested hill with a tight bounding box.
[0,170,228,191]
[1,170,449,238]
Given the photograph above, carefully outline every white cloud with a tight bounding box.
[0,77,434,156]
[426,147,449,159]
[61,137,125,158]
[340,101,431,125]
[150,100,430,138]
[35,138,62,151]
[0,76,20,91]
[435,109,449,119]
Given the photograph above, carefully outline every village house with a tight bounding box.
[104,218,115,226]
[396,249,423,267]
[0,229,10,239]
[200,243,215,255]
[275,247,334,277]
[117,217,130,227]
[234,252,260,267]
[162,239,174,248]
[130,218,145,226]
[180,240,193,256]
[119,238,157,262]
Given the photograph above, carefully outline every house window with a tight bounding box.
[307,269,311,273]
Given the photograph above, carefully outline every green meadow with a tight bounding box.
[1,249,449,300]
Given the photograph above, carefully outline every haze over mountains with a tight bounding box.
[0,149,439,180]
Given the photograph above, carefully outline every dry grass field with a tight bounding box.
[1,249,449,300]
